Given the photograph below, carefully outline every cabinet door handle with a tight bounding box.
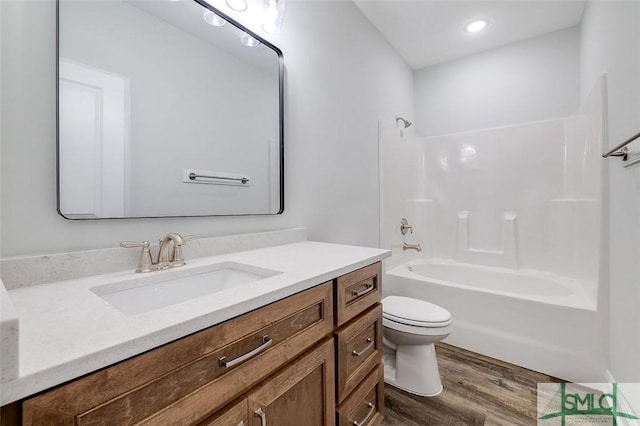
[352,283,374,297]
[353,402,375,426]
[352,338,374,357]
[219,335,273,368]
[254,408,267,426]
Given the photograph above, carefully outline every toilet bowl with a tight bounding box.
[382,295,452,397]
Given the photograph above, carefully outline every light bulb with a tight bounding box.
[226,0,247,12]
[241,32,259,47]
[261,0,285,34]
[203,9,226,26]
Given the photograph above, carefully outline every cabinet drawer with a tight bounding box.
[199,398,248,426]
[336,364,384,426]
[23,282,334,426]
[335,263,381,327]
[335,304,382,403]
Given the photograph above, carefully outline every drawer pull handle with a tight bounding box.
[352,338,374,357]
[219,335,273,368]
[254,408,267,426]
[352,283,374,297]
[353,402,375,426]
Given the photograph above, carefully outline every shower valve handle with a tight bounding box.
[400,218,413,235]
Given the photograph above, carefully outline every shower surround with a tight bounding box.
[379,81,608,381]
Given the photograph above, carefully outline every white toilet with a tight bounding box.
[381,295,453,397]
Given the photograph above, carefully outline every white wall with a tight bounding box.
[0,0,413,257]
[414,26,580,137]
[268,1,414,247]
[580,1,640,382]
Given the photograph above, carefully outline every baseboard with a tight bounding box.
[604,371,640,426]
[445,320,608,383]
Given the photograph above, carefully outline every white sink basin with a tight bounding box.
[91,262,281,315]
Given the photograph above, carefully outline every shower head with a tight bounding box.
[396,116,412,128]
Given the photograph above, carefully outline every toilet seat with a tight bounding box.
[382,296,452,328]
[383,313,452,328]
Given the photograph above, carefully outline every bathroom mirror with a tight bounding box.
[57,0,283,219]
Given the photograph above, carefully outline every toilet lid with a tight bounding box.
[382,296,451,325]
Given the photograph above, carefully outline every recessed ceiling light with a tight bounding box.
[465,20,488,33]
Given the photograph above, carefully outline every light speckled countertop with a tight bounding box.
[0,241,390,405]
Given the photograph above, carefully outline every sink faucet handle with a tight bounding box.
[120,240,150,249]
[120,241,155,273]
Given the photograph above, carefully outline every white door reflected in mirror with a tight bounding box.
[59,59,130,219]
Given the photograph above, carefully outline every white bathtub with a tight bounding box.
[384,259,606,382]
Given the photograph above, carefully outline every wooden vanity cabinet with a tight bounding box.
[15,261,385,426]
[23,282,334,426]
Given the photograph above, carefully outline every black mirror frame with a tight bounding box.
[56,0,285,219]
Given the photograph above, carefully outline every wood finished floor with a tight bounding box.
[381,343,563,426]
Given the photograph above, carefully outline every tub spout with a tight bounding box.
[403,242,422,252]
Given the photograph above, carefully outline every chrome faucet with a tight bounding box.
[121,233,194,273]
[157,233,187,270]
[402,242,422,252]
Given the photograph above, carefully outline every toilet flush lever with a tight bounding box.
[400,218,413,235]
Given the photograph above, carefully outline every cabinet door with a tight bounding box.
[199,398,248,426]
[247,339,335,426]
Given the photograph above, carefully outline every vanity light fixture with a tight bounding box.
[241,32,260,47]
[203,8,226,26]
[261,0,285,34]
[465,19,488,33]
[226,0,248,12]
[211,0,286,35]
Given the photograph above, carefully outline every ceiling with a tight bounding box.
[352,0,586,70]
